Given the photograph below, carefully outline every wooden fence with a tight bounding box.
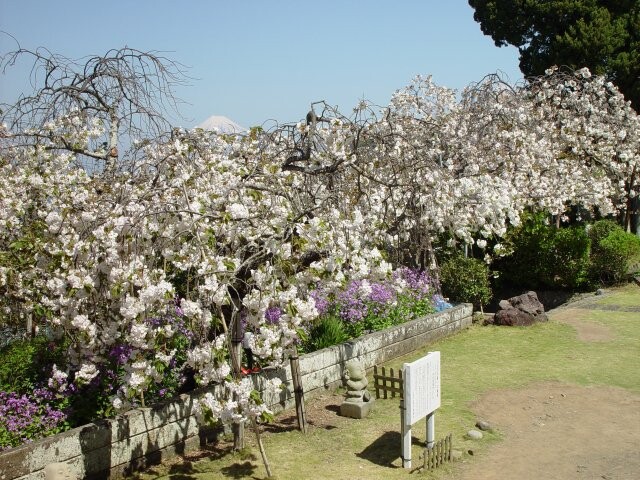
[373,365,403,399]
[423,433,452,470]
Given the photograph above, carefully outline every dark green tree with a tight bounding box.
[468,0,640,111]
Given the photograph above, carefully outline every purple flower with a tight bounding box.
[394,267,434,299]
[146,304,194,339]
[146,317,162,327]
[32,387,54,401]
[336,281,368,323]
[369,282,396,304]
[174,296,184,316]
[310,289,330,316]
[41,407,66,429]
[264,306,283,325]
[109,345,132,365]
[0,391,67,450]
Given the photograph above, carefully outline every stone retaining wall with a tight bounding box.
[0,304,472,479]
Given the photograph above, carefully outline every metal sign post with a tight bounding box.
[401,351,441,468]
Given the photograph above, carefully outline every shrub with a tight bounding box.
[66,307,194,421]
[587,219,619,246]
[493,212,553,289]
[0,335,67,394]
[540,226,591,289]
[383,293,437,327]
[0,308,194,428]
[0,336,73,448]
[494,212,590,290]
[439,255,492,309]
[589,225,640,284]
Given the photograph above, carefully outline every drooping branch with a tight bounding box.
[1,46,190,172]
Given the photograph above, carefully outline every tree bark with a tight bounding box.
[230,310,244,450]
[290,355,307,433]
[252,417,272,478]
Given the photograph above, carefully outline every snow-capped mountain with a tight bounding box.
[196,115,245,134]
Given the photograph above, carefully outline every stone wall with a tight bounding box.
[0,304,472,479]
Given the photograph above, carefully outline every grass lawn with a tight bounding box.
[591,283,640,308]
[133,283,640,479]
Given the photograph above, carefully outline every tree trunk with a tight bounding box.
[252,417,273,478]
[106,107,119,171]
[624,166,638,236]
[26,313,35,339]
[230,309,244,450]
[627,194,640,237]
[290,355,307,433]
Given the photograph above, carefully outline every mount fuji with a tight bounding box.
[196,115,245,134]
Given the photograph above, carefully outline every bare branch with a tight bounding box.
[1,46,190,173]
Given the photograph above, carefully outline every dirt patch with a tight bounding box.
[454,382,640,480]
[264,391,345,434]
[550,309,614,342]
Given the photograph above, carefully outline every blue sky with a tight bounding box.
[0,1,522,129]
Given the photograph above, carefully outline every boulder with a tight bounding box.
[466,429,483,440]
[498,299,512,310]
[475,419,493,432]
[491,291,548,326]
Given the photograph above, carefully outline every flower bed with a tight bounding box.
[1,266,446,450]
[0,303,471,479]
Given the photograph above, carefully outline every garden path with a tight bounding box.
[452,298,640,480]
[453,381,640,480]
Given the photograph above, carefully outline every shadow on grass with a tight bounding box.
[166,461,196,479]
[219,461,258,479]
[129,444,239,480]
[262,414,298,433]
[318,424,338,430]
[357,431,424,467]
[134,461,198,480]
[167,474,196,480]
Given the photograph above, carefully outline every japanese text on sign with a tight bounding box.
[403,351,440,425]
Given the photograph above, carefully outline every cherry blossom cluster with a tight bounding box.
[0,119,396,423]
[291,69,637,264]
[1,66,636,429]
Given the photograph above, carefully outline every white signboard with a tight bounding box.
[403,351,441,426]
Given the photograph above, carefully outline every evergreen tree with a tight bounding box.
[468,0,640,111]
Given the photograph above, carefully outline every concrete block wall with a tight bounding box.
[0,303,472,479]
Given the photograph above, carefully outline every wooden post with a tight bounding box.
[289,355,307,433]
[374,366,379,399]
[424,433,453,470]
[385,367,390,399]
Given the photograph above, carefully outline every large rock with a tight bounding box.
[491,291,548,326]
